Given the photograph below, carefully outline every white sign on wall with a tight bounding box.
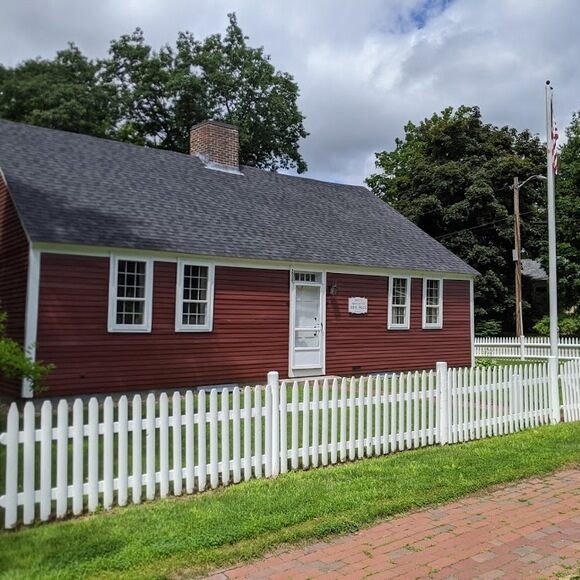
[348,297,368,315]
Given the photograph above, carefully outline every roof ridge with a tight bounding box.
[0,118,193,161]
[0,118,370,191]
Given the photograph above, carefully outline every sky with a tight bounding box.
[1,0,578,185]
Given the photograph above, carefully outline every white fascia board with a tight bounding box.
[32,241,477,281]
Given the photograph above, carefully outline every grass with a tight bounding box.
[0,421,578,579]
[475,357,548,367]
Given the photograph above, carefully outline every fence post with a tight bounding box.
[548,356,560,424]
[520,335,526,361]
[436,362,449,445]
[268,371,280,477]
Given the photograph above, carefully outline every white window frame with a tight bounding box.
[388,276,411,330]
[422,278,443,329]
[108,255,154,333]
[175,260,215,332]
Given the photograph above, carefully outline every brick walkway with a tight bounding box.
[210,470,580,579]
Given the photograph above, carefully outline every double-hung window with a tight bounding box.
[175,261,214,331]
[388,276,410,329]
[423,278,443,329]
[108,256,153,332]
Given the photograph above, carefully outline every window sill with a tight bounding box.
[175,326,213,333]
[108,327,152,333]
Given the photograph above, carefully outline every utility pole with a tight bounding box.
[511,173,547,359]
[513,176,523,338]
[513,176,524,359]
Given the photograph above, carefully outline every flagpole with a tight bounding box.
[545,81,559,421]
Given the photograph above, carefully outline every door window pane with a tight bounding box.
[295,285,320,328]
[295,330,320,348]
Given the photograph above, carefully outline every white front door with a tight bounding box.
[290,271,325,376]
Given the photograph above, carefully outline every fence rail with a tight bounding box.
[475,336,580,360]
[1,359,579,529]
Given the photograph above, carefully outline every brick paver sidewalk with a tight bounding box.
[210,469,580,579]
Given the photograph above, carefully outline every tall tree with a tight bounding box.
[194,14,308,172]
[0,14,308,173]
[0,44,113,136]
[366,106,546,333]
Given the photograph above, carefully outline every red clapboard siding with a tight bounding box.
[325,274,471,375]
[0,179,29,396]
[36,255,290,396]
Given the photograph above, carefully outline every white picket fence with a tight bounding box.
[562,359,580,423]
[1,359,580,529]
[475,336,580,360]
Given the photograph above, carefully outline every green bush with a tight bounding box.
[533,314,580,337]
[475,319,502,337]
[476,357,496,367]
[0,311,53,393]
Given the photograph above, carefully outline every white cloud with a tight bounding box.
[1,0,578,185]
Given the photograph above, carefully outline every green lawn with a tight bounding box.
[0,422,578,580]
[475,357,548,367]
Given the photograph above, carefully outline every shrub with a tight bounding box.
[475,319,502,337]
[0,311,53,393]
[533,314,580,337]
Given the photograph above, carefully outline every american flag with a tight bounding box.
[548,86,559,175]
[551,117,559,175]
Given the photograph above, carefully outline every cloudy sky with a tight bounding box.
[1,0,578,185]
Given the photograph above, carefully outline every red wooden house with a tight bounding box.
[0,119,477,398]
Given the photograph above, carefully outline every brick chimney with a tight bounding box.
[189,120,240,170]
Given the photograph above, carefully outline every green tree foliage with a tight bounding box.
[194,15,308,172]
[0,44,114,136]
[539,112,580,312]
[0,311,53,393]
[0,14,308,173]
[533,314,580,337]
[366,106,546,332]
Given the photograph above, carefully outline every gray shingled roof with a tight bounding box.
[0,119,477,275]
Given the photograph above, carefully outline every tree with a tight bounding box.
[0,14,308,173]
[193,14,308,172]
[539,112,580,313]
[0,44,114,136]
[366,106,547,333]
[0,311,53,393]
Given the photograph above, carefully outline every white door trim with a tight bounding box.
[288,269,326,378]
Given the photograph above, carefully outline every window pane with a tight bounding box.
[180,264,211,327]
[392,305,407,326]
[116,299,144,325]
[426,279,440,307]
[183,301,207,326]
[392,278,407,306]
[182,266,209,303]
[117,260,146,300]
[115,260,147,326]
[426,305,439,325]
[295,285,320,327]
[294,272,318,283]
